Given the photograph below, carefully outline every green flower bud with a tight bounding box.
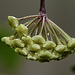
[32,35,45,44]
[38,50,51,58]
[27,44,40,52]
[1,37,9,42]
[13,39,25,47]
[15,48,28,56]
[27,54,38,60]
[22,36,33,45]
[16,24,28,37]
[1,37,14,47]
[68,38,75,48]
[10,35,15,39]
[43,41,56,49]
[51,52,60,59]
[55,45,67,52]
[8,16,18,29]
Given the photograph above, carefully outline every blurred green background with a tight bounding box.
[0,0,75,75]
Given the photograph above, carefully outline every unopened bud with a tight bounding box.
[55,45,67,52]
[51,52,60,59]
[8,16,18,29]
[15,48,28,56]
[16,24,28,37]
[32,35,45,44]
[13,39,25,47]
[68,38,75,48]
[1,37,14,47]
[27,54,38,60]
[38,50,51,58]
[27,44,40,52]
[43,41,56,49]
[22,36,33,45]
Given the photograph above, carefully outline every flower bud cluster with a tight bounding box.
[1,16,75,62]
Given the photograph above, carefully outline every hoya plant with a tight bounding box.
[1,0,75,62]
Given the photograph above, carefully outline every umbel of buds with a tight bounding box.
[1,0,75,62]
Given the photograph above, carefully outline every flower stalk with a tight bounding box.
[39,0,46,16]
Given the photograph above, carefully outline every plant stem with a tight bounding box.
[39,0,46,15]
[29,19,41,36]
[17,15,40,21]
[48,19,71,42]
[39,16,45,35]
[47,20,62,45]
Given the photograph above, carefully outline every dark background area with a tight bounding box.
[0,0,75,75]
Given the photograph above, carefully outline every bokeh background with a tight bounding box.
[0,0,75,75]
